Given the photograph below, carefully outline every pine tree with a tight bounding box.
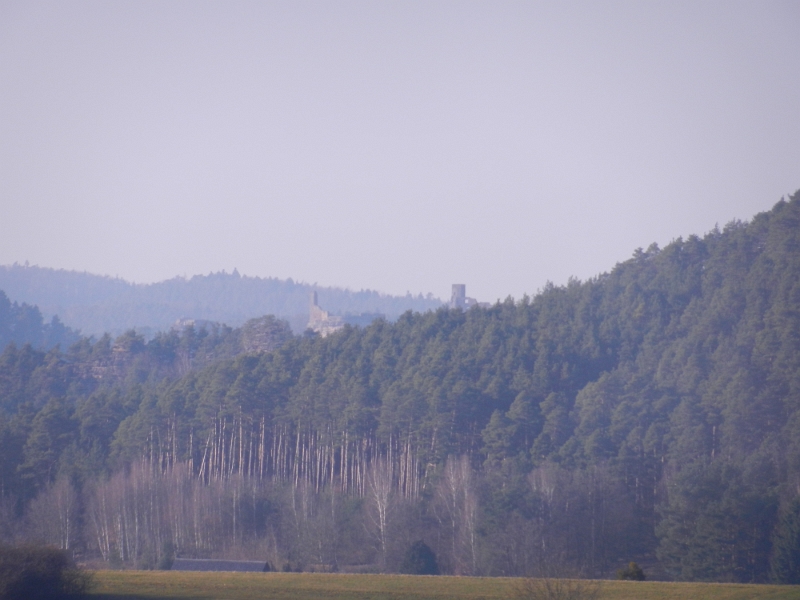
[400,541,439,575]
[771,497,800,584]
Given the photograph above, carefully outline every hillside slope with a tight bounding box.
[1,192,799,581]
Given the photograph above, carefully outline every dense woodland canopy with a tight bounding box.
[1,193,800,582]
[0,291,80,351]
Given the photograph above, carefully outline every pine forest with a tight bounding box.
[1,193,800,583]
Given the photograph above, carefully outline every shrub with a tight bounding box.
[0,545,92,600]
[400,541,439,575]
[616,561,646,581]
[157,541,175,570]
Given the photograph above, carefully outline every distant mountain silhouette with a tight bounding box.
[0,266,442,337]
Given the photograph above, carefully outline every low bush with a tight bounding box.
[400,541,439,575]
[616,561,646,581]
[0,545,92,600]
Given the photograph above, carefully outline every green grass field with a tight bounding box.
[88,570,800,600]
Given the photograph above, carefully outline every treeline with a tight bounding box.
[0,291,79,351]
[1,193,800,582]
[0,267,443,337]
[0,316,293,498]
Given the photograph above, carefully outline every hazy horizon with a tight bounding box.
[2,1,799,304]
[1,261,445,299]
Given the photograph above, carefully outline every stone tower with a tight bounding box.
[450,284,466,309]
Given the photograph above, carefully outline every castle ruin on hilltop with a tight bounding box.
[308,285,487,336]
[307,291,385,337]
[307,291,345,337]
[449,284,490,310]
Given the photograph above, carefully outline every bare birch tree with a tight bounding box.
[25,477,78,550]
[367,456,393,570]
[435,455,478,575]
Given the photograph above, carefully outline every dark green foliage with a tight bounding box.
[616,561,645,580]
[656,460,776,581]
[400,541,439,575]
[0,545,92,600]
[771,497,800,584]
[0,290,81,351]
[158,541,175,571]
[1,192,800,581]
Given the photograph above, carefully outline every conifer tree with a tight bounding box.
[771,497,800,584]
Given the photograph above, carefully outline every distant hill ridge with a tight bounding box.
[0,267,442,337]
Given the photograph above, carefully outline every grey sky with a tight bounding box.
[1,1,799,303]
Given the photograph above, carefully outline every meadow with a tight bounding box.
[89,570,800,600]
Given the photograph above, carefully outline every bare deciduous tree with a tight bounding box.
[26,477,78,550]
[435,455,478,575]
[367,457,393,569]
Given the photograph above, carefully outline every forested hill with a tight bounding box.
[0,290,80,350]
[0,267,442,336]
[2,192,799,582]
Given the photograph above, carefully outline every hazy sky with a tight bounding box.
[1,1,799,303]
